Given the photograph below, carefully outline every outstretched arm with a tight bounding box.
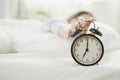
[58,17,95,40]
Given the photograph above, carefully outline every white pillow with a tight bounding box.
[14,21,120,54]
[0,19,118,54]
[14,32,71,57]
[0,25,15,53]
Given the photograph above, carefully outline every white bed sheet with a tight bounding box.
[0,50,120,80]
[0,19,120,80]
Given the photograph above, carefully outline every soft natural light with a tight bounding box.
[0,0,120,79]
[0,0,120,33]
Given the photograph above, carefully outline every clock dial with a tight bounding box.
[71,34,104,66]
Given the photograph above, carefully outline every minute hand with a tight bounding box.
[86,38,89,50]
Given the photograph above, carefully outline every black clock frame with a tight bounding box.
[71,34,104,66]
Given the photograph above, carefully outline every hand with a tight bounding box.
[67,17,95,39]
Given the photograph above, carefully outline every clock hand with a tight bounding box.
[82,38,89,58]
[82,50,87,58]
[86,38,89,50]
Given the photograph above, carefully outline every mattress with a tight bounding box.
[0,50,120,80]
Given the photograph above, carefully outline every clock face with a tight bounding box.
[71,34,104,66]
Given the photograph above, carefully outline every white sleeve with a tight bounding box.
[41,20,70,35]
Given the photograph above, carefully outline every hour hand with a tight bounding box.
[82,50,87,58]
[82,38,89,58]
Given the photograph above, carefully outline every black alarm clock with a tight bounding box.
[71,22,104,66]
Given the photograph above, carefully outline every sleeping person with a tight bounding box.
[41,11,94,39]
[41,11,120,52]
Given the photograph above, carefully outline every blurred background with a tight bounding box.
[0,0,120,33]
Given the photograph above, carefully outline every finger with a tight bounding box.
[77,22,86,29]
[67,30,72,38]
[78,17,85,22]
[86,17,95,22]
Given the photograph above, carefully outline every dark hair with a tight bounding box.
[67,11,94,23]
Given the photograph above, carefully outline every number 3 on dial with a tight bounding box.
[71,34,104,66]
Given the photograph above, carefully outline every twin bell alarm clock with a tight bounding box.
[71,21,104,66]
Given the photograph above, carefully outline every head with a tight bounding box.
[67,11,95,23]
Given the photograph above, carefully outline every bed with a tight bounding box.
[0,19,120,80]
